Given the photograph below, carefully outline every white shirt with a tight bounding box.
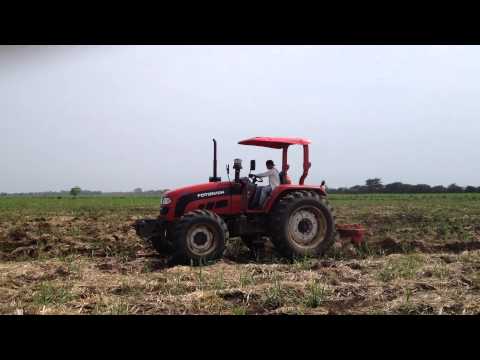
[256,167,280,190]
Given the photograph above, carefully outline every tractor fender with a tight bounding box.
[263,185,326,212]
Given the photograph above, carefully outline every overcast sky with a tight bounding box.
[1,45,479,193]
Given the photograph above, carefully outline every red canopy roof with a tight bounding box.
[238,137,311,149]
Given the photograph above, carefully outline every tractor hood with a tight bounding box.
[164,181,233,200]
[161,181,237,219]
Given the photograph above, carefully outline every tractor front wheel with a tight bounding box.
[172,210,228,265]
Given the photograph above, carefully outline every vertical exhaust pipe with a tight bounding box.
[213,138,217,179]
[209,139,221,182]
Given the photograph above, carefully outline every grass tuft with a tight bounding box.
[32,283,74,306]
[304,281,328,308]
[378,254,424,282]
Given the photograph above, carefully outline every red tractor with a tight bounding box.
[134,137,363,265]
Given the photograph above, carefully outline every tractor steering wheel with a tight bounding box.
[249,174,263,184]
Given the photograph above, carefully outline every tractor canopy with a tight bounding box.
[238,137,312,185]
[238,137,311,149]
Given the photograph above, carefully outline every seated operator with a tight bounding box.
[249,160,280,208]
[320,180,327,193]
[284,164,292,184]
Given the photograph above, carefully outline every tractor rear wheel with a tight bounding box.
[268,191,337,259]
[172,210,228,265]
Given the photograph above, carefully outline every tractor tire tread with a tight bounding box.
[171,209,229,265]
[268,190,337,259]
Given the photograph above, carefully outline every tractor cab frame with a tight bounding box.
[238,137,312,185]
[235,137,315,213]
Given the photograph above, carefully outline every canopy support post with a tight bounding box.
[299,145,311,185]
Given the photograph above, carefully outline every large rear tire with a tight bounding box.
[268,191,337,259]
[172,210,228,265]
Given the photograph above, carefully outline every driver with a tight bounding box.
[249,160,280,208]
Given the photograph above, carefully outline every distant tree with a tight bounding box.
[384,182,405,193]
[401,184,416,193]
[70,186,81,198]
[322,181,480,194]
[447,183,463,193]
[412,184,432,193]
[431,185,446,193]
[365,178,383,192]
[133,188,143,194]
[350,185,368,193]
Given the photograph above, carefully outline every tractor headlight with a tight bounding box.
[161,196,172,205]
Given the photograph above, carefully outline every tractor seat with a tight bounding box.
[279,164,292,185]
[247,182,259,208]
[279,171,292,185]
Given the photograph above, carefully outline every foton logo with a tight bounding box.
[197,190,225,199]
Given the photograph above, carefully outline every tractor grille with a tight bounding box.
[160,206,169,216]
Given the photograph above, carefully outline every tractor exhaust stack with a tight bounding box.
[209,139,221,182]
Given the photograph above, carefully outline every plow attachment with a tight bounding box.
[336,224,366,245]
[133,218,174,254]
[133,219,167,240]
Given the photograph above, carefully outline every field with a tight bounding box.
[1,194,480,315]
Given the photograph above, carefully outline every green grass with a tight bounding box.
[231,306,247,315]
[2,193,480,216]
[0,196,162,217]
[212,269,226,290]
[32,283,74,306]
[293,255,316,271]
[2,193,480,245]
[304,281,328,308]
[378,254,425,282]
[261,275,301,310]
[239,269,255,288]
[328,193,480,243]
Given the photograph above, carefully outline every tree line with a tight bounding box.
[328,178,480,194]
[0,187,169,197]
[2,179,479,196]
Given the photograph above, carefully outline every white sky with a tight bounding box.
[1,45,479,192]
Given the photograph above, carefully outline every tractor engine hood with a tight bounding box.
[161,181,240,219]
[164,181,233,200]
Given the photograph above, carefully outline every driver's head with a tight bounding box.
[266,160,274,169]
